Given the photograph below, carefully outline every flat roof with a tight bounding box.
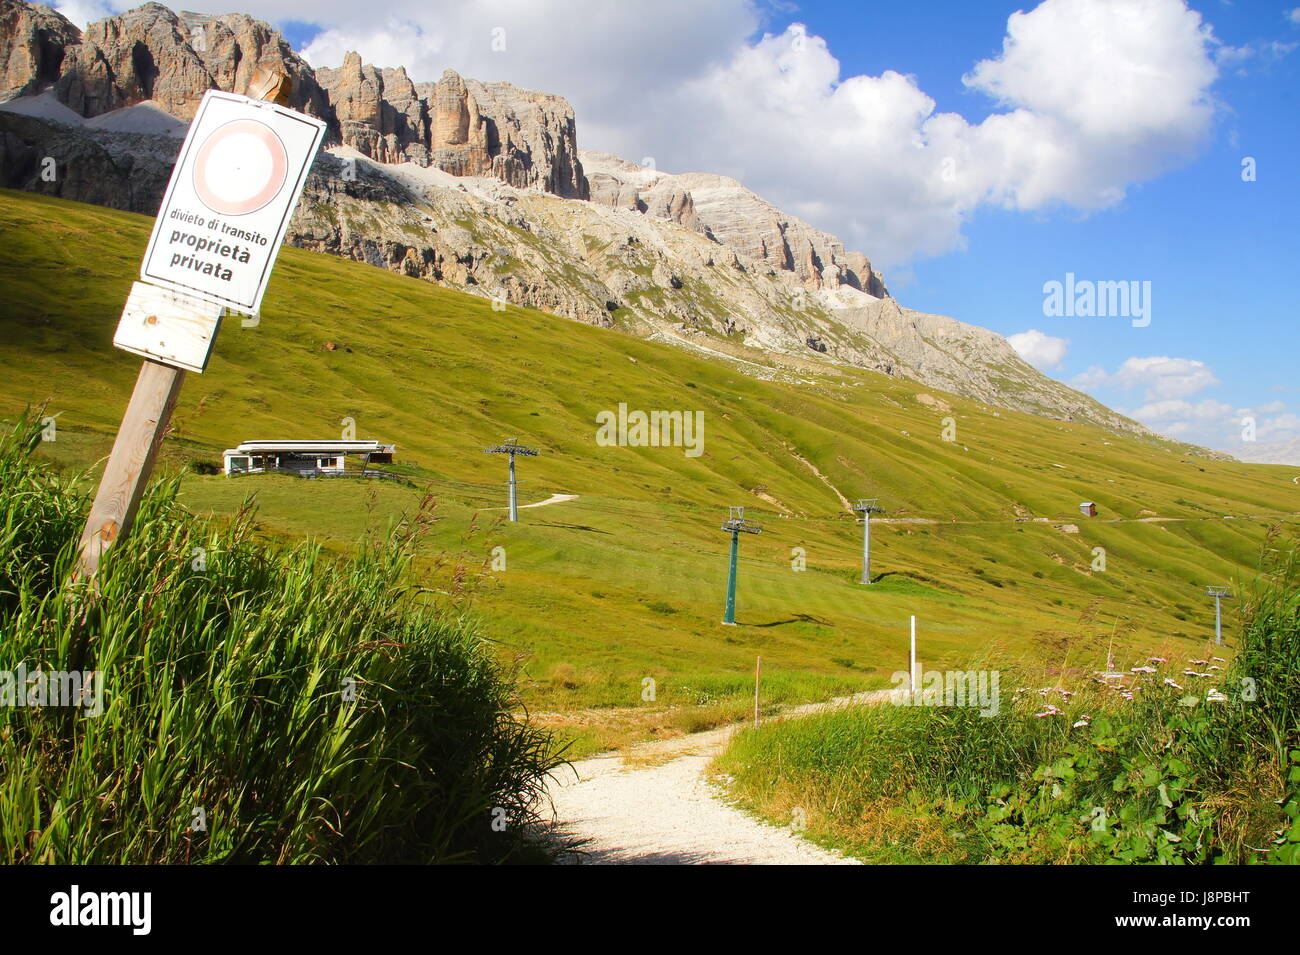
[224,440,395,453]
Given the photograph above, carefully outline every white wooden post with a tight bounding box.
[909,615,918,700]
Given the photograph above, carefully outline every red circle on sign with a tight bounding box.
[192,118,289,217]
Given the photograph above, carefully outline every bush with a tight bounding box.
[0,414,560,863]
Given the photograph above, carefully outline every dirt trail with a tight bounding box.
[519,493,578,509]
[784,444,855,513]
[490,493,578,512]
[542,688,900,865]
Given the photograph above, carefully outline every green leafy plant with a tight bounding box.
[0,414,561,864]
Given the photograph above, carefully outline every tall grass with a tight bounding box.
[716,673,1077,862]
[1227,534,1300,768]
[717,535,1300,864]
[0,414,560,863]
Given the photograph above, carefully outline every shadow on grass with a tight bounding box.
[535,522,613,534]
[744,612,835,628]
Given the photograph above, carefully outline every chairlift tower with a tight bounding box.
[852,498,885,585]
[483,438,539,522]
[719,506,762,625]
[1206,586,1232,646]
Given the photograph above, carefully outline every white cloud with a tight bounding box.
[1121,397,1299,451]
[1067,354,1259,446]
[650,0,1221,264]
[961,0,1217,211]
[1073,356,1220,400]
[1213,38,1297,75]
[1259,412,1300,438]
[1289,8,1300,27]
[1068,355,1298,449]
[1008,329,1069,369]
[117,0,1223,269]
[1070,365,1109,391]
[52,0,116,28]
[1130,397,1233,422]
[1110,356,1220,400]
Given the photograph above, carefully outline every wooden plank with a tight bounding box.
[113,281,224,373]
[76,360,186,575]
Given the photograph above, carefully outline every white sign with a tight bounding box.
[113,281,224,373]
[140,89,326,314]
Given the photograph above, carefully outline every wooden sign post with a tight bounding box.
[76,359,188,575]
[76,70,323,576]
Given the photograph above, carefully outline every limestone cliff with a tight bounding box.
[583,150,887,297]
[315,59,588,198]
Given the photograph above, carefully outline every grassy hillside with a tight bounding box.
[2,188,1297,754]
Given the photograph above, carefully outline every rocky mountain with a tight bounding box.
[44,4,328,120]
[0,0,77,97]
[315,55,587,198]
[0,0,1177,445]
[584,151,887,297]
[0,1,582,194]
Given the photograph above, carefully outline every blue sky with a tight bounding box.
[771,1,1300,454]
[58,0,1300,453]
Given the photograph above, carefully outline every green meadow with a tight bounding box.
[2,188,1297,755]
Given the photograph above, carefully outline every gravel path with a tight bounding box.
[520,493,578,509]
[491,493,578,511]
[542,689,900,865]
